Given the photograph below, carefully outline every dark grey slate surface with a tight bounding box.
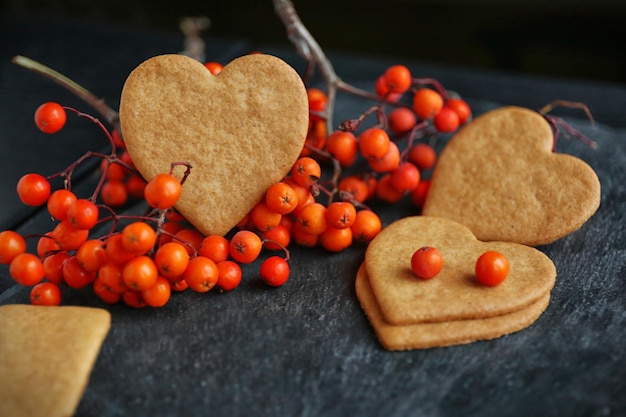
[1,14,625,417]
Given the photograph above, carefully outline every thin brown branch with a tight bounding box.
[12,55,120,131]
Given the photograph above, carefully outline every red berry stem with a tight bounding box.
[339,105,387,132]
[538,100,597,151]
[261,238,291,261]
[412,77,451,100]
[399,120,432,161]
[169,162,193,186]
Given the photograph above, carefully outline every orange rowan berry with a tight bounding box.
[67,199,99,230]
[434,107,460,133]
[307,88,328,114]
[62,255,96,289]
[388,107,417,135]
[250,201,282,232]
[413,88,443,120]
[170,278,189,292]
[363,175,378,201]
[326,201,357,229]
[412,179,431,208]
[144,173,182,210]
[216,260,242,291]
[93,277,122,304]
[383,65,412,94]
[325,130,358,167]
[104,234,136,265]
[358,128,390,159]
[291,156,321,188]
[411,246,443,279]
[390,162,420,193]
[376,174,405,203]
[42,252,69,285]
[302,118,327,157]
[368,141,400,173]
[265,182,299,215]
[121,222,157,255]
[174,228,204,256]
[408,143,437,171]
[101,180,128,207]
[35,102,66,134]
[184,256,219,293]
[198,235,230,263]
[126,175,147,199]
[262,224,291,251]
[447,97,472,124]
[351,210,382,243]
[103,160,127,182]
[260,256,290,287]
[17,173,50,206]
[283,178,314,214]
[75,239,107,272]
[229,230,263,264]
[338,176,370,204]
[98,262,128,293]
[475,251,510,286]
[122,290,147,308]
[320,226,353,252]
[30,282,62,306]
[112,130,125,150]
[10,253,44,286]
[291,226,319,248]
[123,255,158,291]
[294,202,327,236]
[52,220,89,251]
[155,241,190,280]
[375,75,402,102]
[279,214,294,232]
[47,189,76,221]
[141,276,171,307]
[204,61,223,75]
[0,230,26,264]
[36,232,59,258]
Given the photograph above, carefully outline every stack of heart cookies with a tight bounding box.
[357,106,601,350]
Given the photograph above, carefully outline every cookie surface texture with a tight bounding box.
[119,53,309,236]
[0,304,111,417]
[422,106,600,246]
[364,216,556,325]
[355,264,550,350]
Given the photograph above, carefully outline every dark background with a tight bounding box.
[2,0,625,84]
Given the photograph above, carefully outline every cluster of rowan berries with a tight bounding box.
[0,62,471,309]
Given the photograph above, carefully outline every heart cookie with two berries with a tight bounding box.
[358,216,555,350]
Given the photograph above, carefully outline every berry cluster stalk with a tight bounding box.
[272,0,388,133]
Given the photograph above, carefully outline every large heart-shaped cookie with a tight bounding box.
[422,106,600,246]
[119,54,309,236]
[364,216,556,325]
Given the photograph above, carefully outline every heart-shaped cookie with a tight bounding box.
[119,54,309,236]
[356,264,550,350]
[422,106,600,246]
[364,216,556,325]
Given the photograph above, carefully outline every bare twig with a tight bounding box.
[272,0,388,133]
[12,55,120,131]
